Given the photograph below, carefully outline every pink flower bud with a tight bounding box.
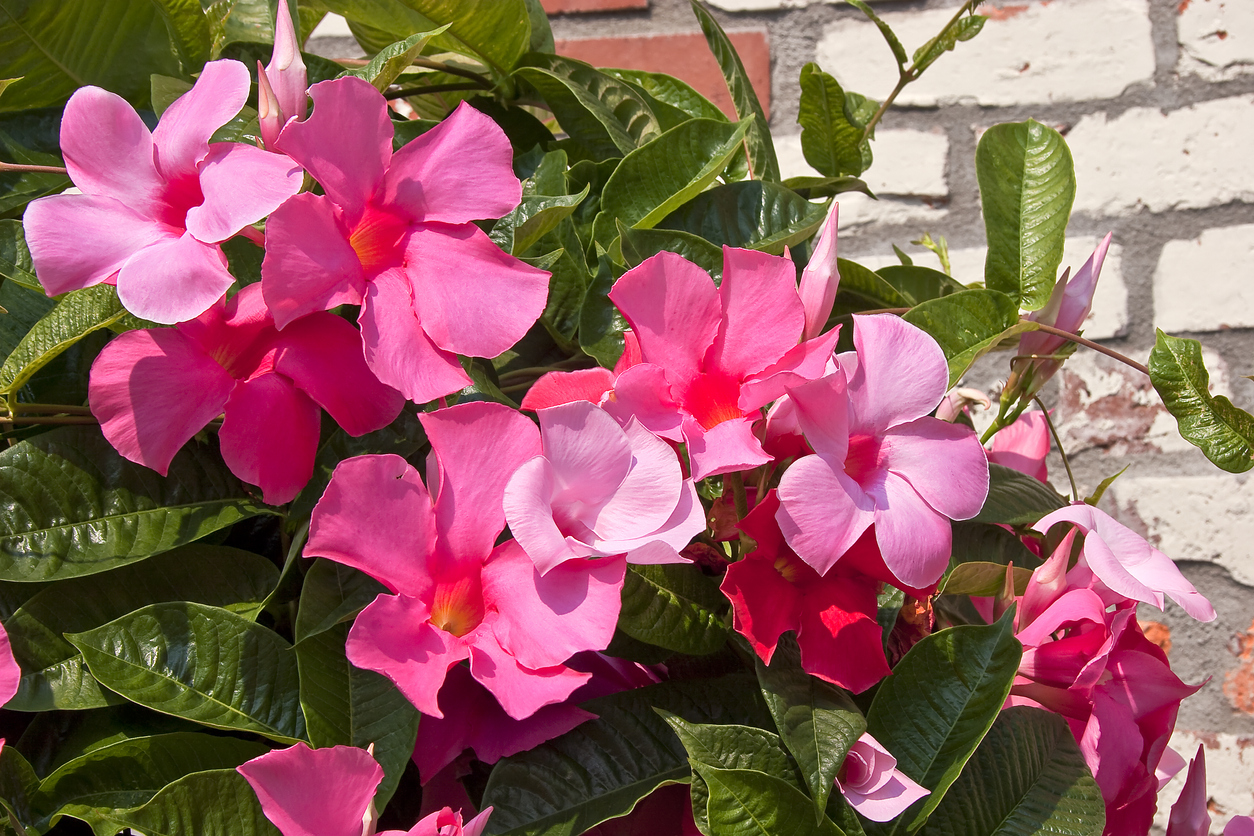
[259,0,308,148]
[835,733,929,821]
[799,202,840,341]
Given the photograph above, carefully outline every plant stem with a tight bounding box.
[8,403,92,415]
[0,415,98,425]
[1030,323,1149,376]
[410,57,494,87]
[0,161,68,175]
[1034,395,1077,501]
[385,82,485,100]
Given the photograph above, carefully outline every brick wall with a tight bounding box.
[309,1,1254,828]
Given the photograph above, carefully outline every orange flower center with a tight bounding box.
[348,205,408,275]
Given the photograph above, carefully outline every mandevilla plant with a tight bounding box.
[0,1,1248,835]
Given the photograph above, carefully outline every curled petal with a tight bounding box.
[266,0,308,125]
[777,455,874,576]
[468,638,590,721]
[186,142,303,244]
[504,457,579,575]
[540,401,635,513]
[787,370,850,460]
[721,552,802,665]
[987,410,1050,482]
[116,232,233,325]
[602,364,683,441]
[218,373,321,504]
[237,742,382,836]
[836,734,929,822]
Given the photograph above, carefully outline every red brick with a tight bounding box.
[1225,617,1254,715]
[1139,620,1172,655]
[542,0,648,13]
[555,30,771,119]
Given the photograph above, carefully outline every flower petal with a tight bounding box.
[238,742,382,836]
[880,418,989,521]
[987,410,1050,482]
[116,232,233,324]
[519,368,614,411]
[152,60,251,183]
[685,415,771,481]
[218,373,321,504]
[776,454,875,576]
[468,639,591,721]
[799,203,839,341]
[186,142,303,244]
[0,623,18,707]
[721,552,801,664]
[261,192,366,329]
[59,86,164,209]
[539,401,634,510]
[872,474,954,589]
[601,363,684,441]
[591,418,687,539]
[89,328,233,474]
[797,574,889,693]
[786,370,850,460]
[847,314,949,433]
[504,457,580,575]
[739,326,842,412]
[707,247,805,380]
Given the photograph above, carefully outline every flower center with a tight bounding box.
[348,204,408,275]
[844,434,885,486]
[683,373,744,430]
[428,568,485,638]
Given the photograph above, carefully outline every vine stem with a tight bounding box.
[385,82,485,100]
[1030,323,1149,375]
[1034,395,1078,501]
[0,161,67,175]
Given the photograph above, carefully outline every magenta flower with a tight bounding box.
[257,0,308,149]
[503,400,704,575]
[721,491,889,693]
[1166,745,1210,836]
[89,283,404,504]
[605,248,842,480]
[1229,818,1254,836]
[261,77,550,403]
[775,314,989,588]
[835,733,929,822]
[238,742,385,836]
[306,403,626,720]
[24,61,303,324]
[408,807,493,836]
[987,409,1050,482]
[0,622,18,708]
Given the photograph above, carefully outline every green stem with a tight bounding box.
[409,57,493,87]
[1034,395,1077,501]
[1030,323,1148,376]
[385,82,485,100]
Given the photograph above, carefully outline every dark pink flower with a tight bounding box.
[0,623,17,708]
[402,807,492,836]
[835,733,929,822]
[261,78,549,403]
[89,283,403,504]
[1166,745,1210,836]
[24,61,303,324]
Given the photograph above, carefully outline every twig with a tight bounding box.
[0,161,68,175]
[1034,395,1077,501]
[385,82,485,100]
[1030,323,1149,376]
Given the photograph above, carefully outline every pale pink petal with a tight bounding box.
[59,87,164,209]
[307,454,439,597]
[89,329,233,474]
[685,415,771,481]
[707,247,805,380]
[405,223,549,358]
[608,251,721,383]
[152,60,251,183]
[520,368,614,411]
[218,373,320,504]
[266,0,308,125]
[359,268,471,403]
[739,327,843,412]
[116,232,233,324]
[600,364,684,441]
[261,192,366,329]
[420,403,542,562]
[461,807,494,836]
[347,593,468,718]
[277,77,392,214]
[847,314,949,433]
[185,142,303,244]
[987,410,1050,482]
[776,455,875,576]
[238,742,382,836]
[0,623,20,706]
[872,474,954,589]
[879,418,989,521]
[799,203,839,341]
[504,457,581,575]
[837,737,929,822]
[587,482,702,562]
[1157,746,1189,791]
[468,639,591,720]
[274,313,404,435]
[620,539,687,565]
[482,542,625,670]
[381,101,521,225]
[786,370,850,460]
[591,418,686,539]
[540,401,634,511]
[23,195,173,296]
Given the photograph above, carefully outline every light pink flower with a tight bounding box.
[23,61,303,324]
[987,409,1050,482]
[776,314,989,588]
[935,386,991,423]
[238,742,384,836]
[503,400,704,575]
[261,78,549,403]
[605,248,842,480]
[835,733,929,822]
[89,283,403,504]
[798,202,839,341]
[306,403,626,721]
[257,0,308,149]
[1166,745,1210,836]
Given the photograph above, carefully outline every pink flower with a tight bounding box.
[721,491,890,693]
[261,77,549,403]
[89,283,403,504]
[935,386,991,423]
[775,314,989,588]
[0,622,18,708]
[604,248,842,480]
[238,742,385,836]
[305,403,626,721]
[503,400,704,575]
[798,202,840,341]
[1229,817,1254,836]
[257,0,308,149]
[406,807,493,836]
[1166,745,1209,836]
[24,61,303,324]
[987,409,1050,482]
[835,733,929,822]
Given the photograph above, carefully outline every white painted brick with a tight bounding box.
[1153,730,1254,833]
[815,0,1155,108]
[309,12,353,38]
[1156,224,1254,333]
[1178,0,1254,82]
[1069,96,1254,217]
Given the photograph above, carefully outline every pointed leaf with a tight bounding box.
[620,226,724,279]
[693,764,846,836]
[902,289,1029,387]
[949,522,1041,572]
[0,277,56,358]
[911,14,986,74]
[939,563,1033,598]
[294,558,388,644]
[618,563,729,656]
[511,187,589,256]
[835,259,911,309]
[844,0,907,67]
[578,253,626,369]
[798,63,868,178]
[0,220,41,292]
[601,68,726,124]
[658,181,828,255]
[96,768,280,836]
[972,464,1068,526]
[344,27,449,91]
[0,285,128,396]
[395,0,529,74]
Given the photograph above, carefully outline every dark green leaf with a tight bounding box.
[0,277,55,358]
[911,14,986,74]
[578,252,626,368]
[658,181,828,255]
[866,610,1023,831]
[1149,329,1254,473]
[524,0,554,54]
[0,285,127,396]
[601,68,726,124]
[620,226,724,279]
[535,240,590,346]
[0,744,38,833]
[0,425,273,582]
[98,768,280,836]
[918,707,1104,836]
[798,63,868,178]
[0,221,39,291]
[67,602,306,743]
[149,0,212,73]
[294,558,388,643]
[0,109,69,215]
[949,522,1041,571]
[617,563,729,656]
[977,120,1075,311]
[834,259,911,309]
[972,464,1068,526]
[694,764,845,836]
[940,563,1033,598]
[783,176,873,200]
[511,187,589,256]
[875,264,964,305]
[343,26,449,91]
[902,289,1027,387]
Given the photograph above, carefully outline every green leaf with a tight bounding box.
[658,181,828,255]
[911,14,986,74]
[0,220,40,291]
[524,0,554,54]
[396,0,529,74]
[6,544,277,712]
[798,63,868,178]
[481,675,771,836]
[834,259,911,309]
[940,562,1033,598]
[844,0,907,67]
[0,109,70,215]
[755,634,865,814]
[783,175,873,201]
[620,226,724,279]
[918,707,1104,836]
[0,285,127,396]
[949,522,1042,572]
[294,624,420,810]
[29,732,268,832]
[866,610,1023,832]
[67,602,306,743]
[902,289,1027,387]
[535,242,590,346]
[0,744,38,834]
[601,68,726,124]
[294,558,388,643]
[693,764,846,836]
[689,0,778,182]
[149,0,212,73]
[977,120,1076,311]
[1150,329,1254,473]
[97,768,280,836]
[578,252,626,369]
[0,425,273,582]
[875,264,964,305]
[343,26,449,91]
[617,563,729,656]
[511,187,589,256]
[972,463,1068,526]
[0,0,186,111]
[0,278,55,359]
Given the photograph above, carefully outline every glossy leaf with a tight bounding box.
[918,707,1104,836]
[578,253,626,369]
[866,610,1023,832]
[972,464,1068,527]
[68,602,306,743]
[798,63,868,178]
[0,109,70,215]
[835,259,911,310]
[98,768,280,836]
[1149,329,1254,473]
[620,226,724,279]
[694,765,845,836]
[0,425,273,582]
[0,744,39,834]
[902,289,1028,387]
[657,181,828,255]
[294,558,388,643]
[0,275,56,358]
[939,563,1033,598]
[0,285,128,396]
[149,0,212,73]
[875,264,963,305]
[602,68,726,124]
[511,187,589,256]
[911,14,986,74]
[0,220,41,291]
[949,522,1041,572]
[844,0,907,67]
[344,27,449,91]
[783,175,873,201]
[397,0,530,74]
[617,563,729,656]
[977,120,1075,311]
